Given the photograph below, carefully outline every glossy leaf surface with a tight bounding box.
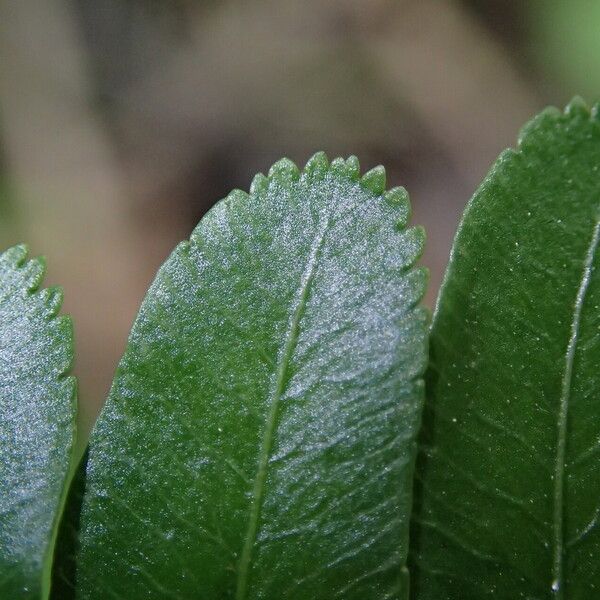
[0,245,76,599]
[75,155,428,599]
[410,100,600,599]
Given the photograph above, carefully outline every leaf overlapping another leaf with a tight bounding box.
[72,153,429,599]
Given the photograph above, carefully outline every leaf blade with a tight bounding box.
[75,154,428,599]
[410,100,600,599]
[0,245,77,600]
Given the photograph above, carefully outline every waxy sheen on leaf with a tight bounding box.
[0,246,76,600]
[75,154,428,599]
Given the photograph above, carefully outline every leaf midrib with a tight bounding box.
[552,217,600,598]
[235,218,330,600]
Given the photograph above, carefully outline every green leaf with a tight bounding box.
[410,99,600,599]
[0,245,77,599]
[73,154,428,599]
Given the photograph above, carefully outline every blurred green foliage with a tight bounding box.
[532,0,600,102]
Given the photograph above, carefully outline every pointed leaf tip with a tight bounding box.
[303,151,329,178]
[361,165,386,195]
[565,95,590,117]
[250,173,269,195]
[345,155,360,179]
[404,225,426,262]
[330,157,346,177]
[40,286,64,319]
[24,256,47,292]
[268,157,300,182]
[384,186,409,205]
[385,187,411,228]
[330,156,360,180]
[0,243,28,268]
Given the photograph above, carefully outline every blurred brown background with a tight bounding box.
[0,0,597,436]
